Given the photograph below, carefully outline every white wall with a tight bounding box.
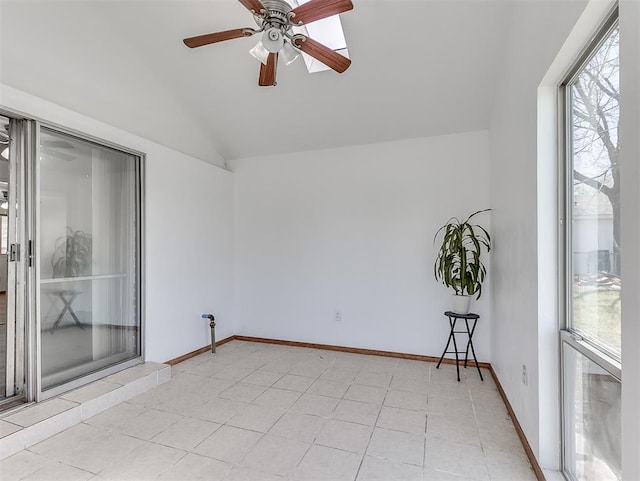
[231,131,492,360]
[489,0,588,468]
[0,84,235,363]
[145,147,234,362]
[0,1,226,167]
[492,0,640,477]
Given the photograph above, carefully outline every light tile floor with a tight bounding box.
[0,341,537,480]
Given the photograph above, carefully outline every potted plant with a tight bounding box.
[434,209,491,314]
[51,228,92,278]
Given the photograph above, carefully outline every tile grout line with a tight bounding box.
[4,342,535,481]
[353,369,394,480]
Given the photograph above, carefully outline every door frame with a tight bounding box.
[33,120,146,401]
[0,115,32,405]
[0,108,146,404]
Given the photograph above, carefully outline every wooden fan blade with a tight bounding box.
[237,0,266,14]
[258,53,278,87]
[293,36,351,73]
[183,28,254,48]
[289,0,353,25]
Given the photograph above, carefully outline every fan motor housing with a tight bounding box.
[259,0,293,29]
[261,0,292,15]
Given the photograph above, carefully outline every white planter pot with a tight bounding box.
[452,294,471,315]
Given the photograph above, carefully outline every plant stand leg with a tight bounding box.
[436,316,456,369]
[451,318,460,382]
[467,318,483,381]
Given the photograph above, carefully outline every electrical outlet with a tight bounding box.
[335,310,342,322]
[522,364,528,386]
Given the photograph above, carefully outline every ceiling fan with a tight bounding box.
[183,0,353,87]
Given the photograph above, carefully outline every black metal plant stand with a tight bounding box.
[436,311,483,382]
[52,290,84,331]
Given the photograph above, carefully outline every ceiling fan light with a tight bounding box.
[0,147,8,160]
[0,201,7,210]
[262,28,284,53]
[249,41,270,65]
[281,41,300,66]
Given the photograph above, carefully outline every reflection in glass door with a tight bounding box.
[39,127,141,391]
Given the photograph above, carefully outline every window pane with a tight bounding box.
[39,128,140,390]
[570,27,620,357]
[563,344,621,481]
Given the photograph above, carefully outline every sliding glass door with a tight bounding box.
[0,115,28,406]
[0,116,13,400]
[561,12,621,481]
[38,126,142,391]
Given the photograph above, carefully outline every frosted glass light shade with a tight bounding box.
[281,41,300,65]
[249,41,270,65]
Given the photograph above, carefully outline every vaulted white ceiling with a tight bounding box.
[0,0,512,163]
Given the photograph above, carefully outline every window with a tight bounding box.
[561,11,621,481]
[568,23,621,358]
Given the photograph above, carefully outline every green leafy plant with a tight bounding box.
[434,209,491,299]
[52,228,92,278]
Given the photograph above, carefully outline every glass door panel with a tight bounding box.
[0,116,10,399]
[39,127,140,391]
[0,114,28,405]
[563,339,621,481]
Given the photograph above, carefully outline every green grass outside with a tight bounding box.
[573,281,621,356]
